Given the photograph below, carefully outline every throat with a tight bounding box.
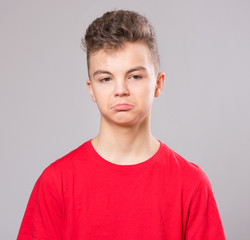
[91,134,160,165]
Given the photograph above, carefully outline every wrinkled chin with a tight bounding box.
[101,109,151,128]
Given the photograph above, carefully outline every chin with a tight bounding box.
[112,119,137,127]
[102,116,137,127]
[102,111,148,127]
[113,116,148,128]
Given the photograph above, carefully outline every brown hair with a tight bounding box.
[81,10,160,73]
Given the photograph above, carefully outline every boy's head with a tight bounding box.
[82,10,160,74]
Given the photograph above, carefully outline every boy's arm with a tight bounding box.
[185,171,226,240]
[17,164,63,240]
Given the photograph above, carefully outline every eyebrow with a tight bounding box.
[93,70,112,77]
[92,66,147,78]
[126,66,147,74]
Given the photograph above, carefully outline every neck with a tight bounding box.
[91,117,159,165]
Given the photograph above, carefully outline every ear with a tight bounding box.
[154,72,165,97]
[86,80,96,102]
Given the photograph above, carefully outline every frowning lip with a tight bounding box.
[111,103,134,111]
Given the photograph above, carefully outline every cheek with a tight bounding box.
[142,84,155,100]
[135,87,155,109]
[93,90,110,108]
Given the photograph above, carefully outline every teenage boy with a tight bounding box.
[17,10,226,240]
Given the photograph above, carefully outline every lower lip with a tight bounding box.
[113,104,134,111]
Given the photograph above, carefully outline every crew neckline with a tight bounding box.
[86,139,163,172]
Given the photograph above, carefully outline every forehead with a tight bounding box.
[88,42,156,76]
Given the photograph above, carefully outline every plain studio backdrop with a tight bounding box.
[1,0,249,239]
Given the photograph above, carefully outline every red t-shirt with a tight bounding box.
[17,140,225,239]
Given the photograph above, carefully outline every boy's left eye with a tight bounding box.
[130,75,142,80]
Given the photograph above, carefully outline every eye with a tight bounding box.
[130,75,142,80]
[100,77,111,82]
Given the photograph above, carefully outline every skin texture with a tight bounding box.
[86,42,165,165]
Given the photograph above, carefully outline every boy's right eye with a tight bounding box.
[100,77,111,82]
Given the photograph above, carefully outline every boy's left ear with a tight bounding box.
[154,72,165,97]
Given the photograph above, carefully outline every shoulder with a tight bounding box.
[160,142,204,175]
[159,142,209,190]
[39,140,92,183]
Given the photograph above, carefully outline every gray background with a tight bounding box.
[1,0,249,239]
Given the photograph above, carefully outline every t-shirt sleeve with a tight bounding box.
[185,170,226,240]
[17,164,63,240]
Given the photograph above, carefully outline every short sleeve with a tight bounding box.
[185,170,226,240]
[17,164,63,240]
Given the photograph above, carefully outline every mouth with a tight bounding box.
[112,103,134,111]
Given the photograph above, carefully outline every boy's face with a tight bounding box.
[87,42,164,127]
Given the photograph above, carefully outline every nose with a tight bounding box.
[114,79,130,97]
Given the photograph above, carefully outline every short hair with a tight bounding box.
[81,10,160,73]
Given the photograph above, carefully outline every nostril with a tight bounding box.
[114,85,130,96]
[114,91,130,97]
